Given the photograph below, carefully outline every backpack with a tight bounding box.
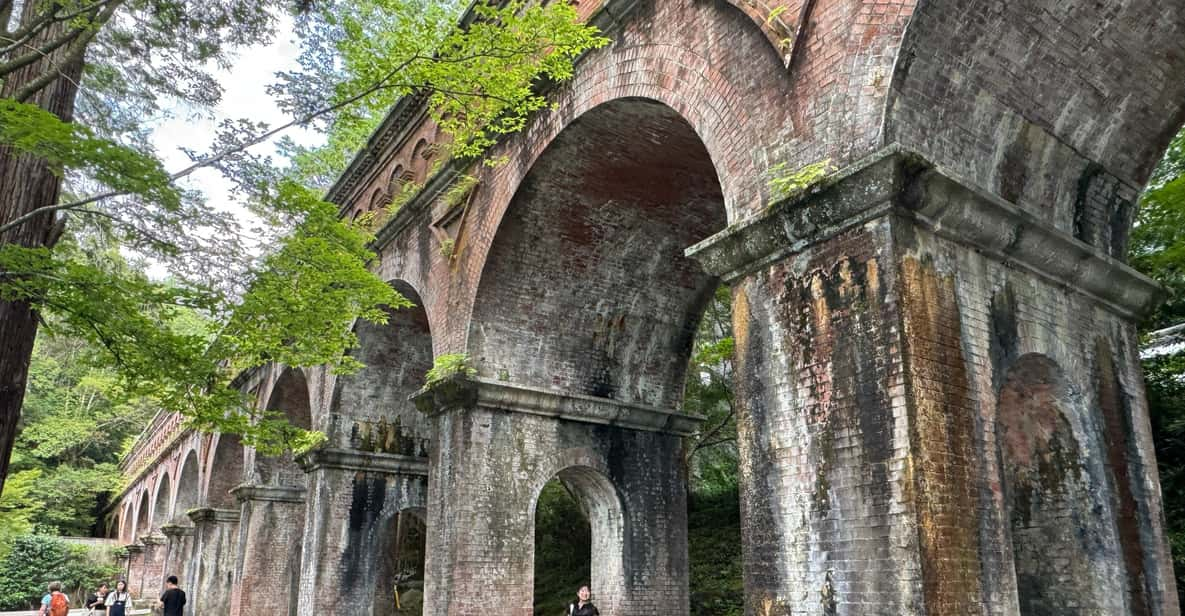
[49,592,68,616]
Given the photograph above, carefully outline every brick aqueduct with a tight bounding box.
[106,0,1185,614]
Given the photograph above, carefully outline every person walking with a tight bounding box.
[566,584,599,616]
[104,580,131,616]
[37,582,69,616]
[85,583,109,615]
[158,575,186,616]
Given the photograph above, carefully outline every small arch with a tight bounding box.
[370,506,428,616]
[388,164,415,195]
[152,472,172,530]
[531,465,625,615]
[410,139,431,180]
[368,187,387,213]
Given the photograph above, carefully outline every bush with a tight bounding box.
[688,490,744,616]
[0,535,120,610]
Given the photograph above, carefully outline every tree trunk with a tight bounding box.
[0,8,84,495]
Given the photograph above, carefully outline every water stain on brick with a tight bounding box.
[1094,338,1151,615]
[899,256,984,613]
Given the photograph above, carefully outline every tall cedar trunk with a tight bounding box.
[0,9,84,495]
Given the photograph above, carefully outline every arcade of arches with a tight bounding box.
[108,0,1185,614]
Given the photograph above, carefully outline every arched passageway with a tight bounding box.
[297,282,433,616]
[255,367,313,485]
[206,434,244,508]
[135,491,150,540]
[532,468,623,615]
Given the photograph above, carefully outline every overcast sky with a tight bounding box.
[148,14,323,233]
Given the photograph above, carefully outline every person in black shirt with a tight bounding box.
[158,576,186,616]
[567,584,599,616]
[85,583,108,614]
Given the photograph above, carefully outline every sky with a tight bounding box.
[147,13,323,249]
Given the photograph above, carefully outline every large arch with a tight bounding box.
[331,281,434,452]
[152,472,172,531]
[205,434,244,509]
[254,367,313,486]
[134,490,151,540]
[467,97,727,410]
[174,448,200,523]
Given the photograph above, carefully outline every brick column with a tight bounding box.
[136,534,167,599]
[414,379,703,616]
[295,449,428,616]
[187,507,240,616]
[687,147,1177,615]
[123,543,145,599]
[227,484,306,616]
[160,524,195,613]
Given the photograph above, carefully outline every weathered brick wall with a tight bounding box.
[886,0,1185,255]
[296,465,427,616]
[187,509,240,616]
[230,492,306,616]
[422,397,690,616]
[730,218,923,614]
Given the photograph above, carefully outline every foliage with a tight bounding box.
[442,174,479,211]
[688,490,744,616]
[1132,127,1185,330]
[765,159,836,204]
[422,353,476,389]
[1144,352,1185,600]
[533,480,589,616]
[0,313,154,542]
[2,0,607,469]
[684,286,739,495]
[0,536,120,610]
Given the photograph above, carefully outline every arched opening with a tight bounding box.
[206,434,244,509]
[174,449,200,524]
[467,97,727,410]
[152,472,171,532]
[109,513,121,540]
[370,507,427,616]
[256,367,313,486]
[135,491,151,540]
[996,354,1100,614]
[532,467,623,616]
[332,281,433,454]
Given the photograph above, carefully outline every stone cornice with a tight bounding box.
[413,377,705,437]
[139,534,167,547]
[686,146,1163,320]
[187,507,240,524]
[229,484,307,504]
[159,524,195,538]
[124,543,144,554]
[298,448,429,476]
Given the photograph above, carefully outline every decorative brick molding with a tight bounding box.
[687,146,1162,319]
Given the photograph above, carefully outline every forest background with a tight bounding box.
[0,1,1183,614]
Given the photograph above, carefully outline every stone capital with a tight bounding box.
[186,507,240,524]
[413,376,705,436]
[123,543,144,554]
[686,146,1162,319]
[229,483,307,504]
[159,524,195,538]
[298,447,429,476]
[139,534,167,547]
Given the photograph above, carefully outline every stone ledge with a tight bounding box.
[413,376,705,436]
[298,448,429,476]
[186,507,239,524]
[159,524,195,538]
[229,483,307,504]
[686,146,1162,319]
